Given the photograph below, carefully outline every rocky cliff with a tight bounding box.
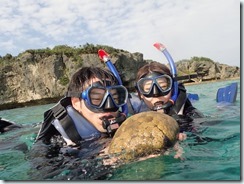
[0,45,240,110]
[175,57,240,82]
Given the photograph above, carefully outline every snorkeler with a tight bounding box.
[35,66,128,146]
[127,61,204,132]
[0,117,22,133]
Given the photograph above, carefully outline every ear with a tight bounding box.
[139,92,143,100]
[71,97,81,111]
[135,83,143,100]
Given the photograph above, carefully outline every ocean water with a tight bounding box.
[0,79,240,181]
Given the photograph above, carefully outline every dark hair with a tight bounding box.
[136,61,172,81]
[66,66,118,97]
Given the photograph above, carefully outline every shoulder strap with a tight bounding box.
[168,83,188,115]
[52,98,82,144]
[35,97,82,144]
[127,93,136,116]
[35,108,58,142]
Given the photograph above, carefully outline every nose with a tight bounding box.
[152,84,161,96]
[103,96,118,111]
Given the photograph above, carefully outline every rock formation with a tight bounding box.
[108,111,179,162]
[0,45,240,110]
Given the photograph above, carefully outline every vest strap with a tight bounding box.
[127,93,136,116]
[168,83,187,115]
[52,98,82,144]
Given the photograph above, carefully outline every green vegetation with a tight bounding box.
[59,76,70,86]
[73,55,83,67]
[0,43,129,64]
[191,56,214,63]
[0,44,215,77]
[176,56,215,76]
[3,53,13,60]
[21,43,126,57]
[0,54,15,67]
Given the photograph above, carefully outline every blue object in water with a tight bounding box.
[187,93,199,101]
[216,82,238,103]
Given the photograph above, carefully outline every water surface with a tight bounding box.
[0,79,240,181]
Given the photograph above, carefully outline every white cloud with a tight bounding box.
[0,0,240,67]
[0,40,16,52]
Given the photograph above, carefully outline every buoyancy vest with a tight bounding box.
[127,93,150,115]
[35,97,101,145]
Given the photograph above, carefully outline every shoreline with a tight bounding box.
[0,77,240,111]
[183,77,240,86]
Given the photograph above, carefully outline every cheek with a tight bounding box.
[80,101,101,122]
[80,100,94,116]
[142,91,172,105]
[141,96,155,108]
[74,100,106,132]
[163,92,172,100]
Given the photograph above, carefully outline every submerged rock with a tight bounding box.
[108,111,179,161]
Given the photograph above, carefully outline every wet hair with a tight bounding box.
[136,61,172,81]
[66,66,118,97]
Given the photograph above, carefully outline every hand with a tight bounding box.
[177,133,187,141]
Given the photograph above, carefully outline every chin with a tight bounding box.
[97,127,107,133]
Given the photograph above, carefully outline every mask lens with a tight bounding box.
[84,85,128,109]
[155,75,172,91]
[108,86,127,106]
[137,75,172,95]
[138,78,154,94]
[88,87,106,106]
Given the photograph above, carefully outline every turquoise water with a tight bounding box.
[0,79,241,181]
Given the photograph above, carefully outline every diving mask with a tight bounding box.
[81,82,128,112]
[137,72,173,97]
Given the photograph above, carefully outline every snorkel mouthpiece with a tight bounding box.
[153,101,165,111]
[102,114,126,137]
[152,100,174,112]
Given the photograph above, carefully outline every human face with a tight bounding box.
[71,77,119,132]
[137,73,173,97]
[140,90,172,110]
[142,76,171,92]
[82,83,128,111]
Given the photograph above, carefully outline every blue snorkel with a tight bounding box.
[98,49,128,116]
[153,43,178,105]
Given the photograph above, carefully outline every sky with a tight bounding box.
[0,0,240,67]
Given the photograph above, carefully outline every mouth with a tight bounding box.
[98,113,115,120]
[152,101,165,111]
